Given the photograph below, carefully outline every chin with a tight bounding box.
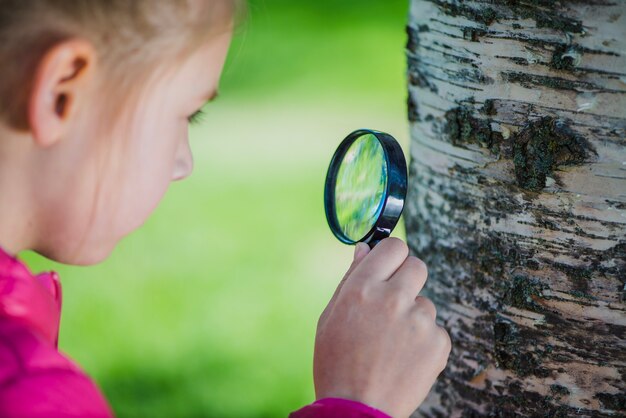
[69,247,116,266]
[36,239,117,267]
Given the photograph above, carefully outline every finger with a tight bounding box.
[413,295,437,322]
[319,243,371,322]
[353,242,371,264]
[436,325,452,362]
[348,237,409,285]
[438,325,452,352]
[386,255,428,296]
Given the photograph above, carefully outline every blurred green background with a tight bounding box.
[24,1,410,416]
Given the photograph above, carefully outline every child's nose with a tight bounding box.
[172,138,194,181]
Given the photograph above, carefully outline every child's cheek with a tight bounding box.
[128,120,180,222]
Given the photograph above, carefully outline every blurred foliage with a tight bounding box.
[221,0,407,98]
[22,0,409,417]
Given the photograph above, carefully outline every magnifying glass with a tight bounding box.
[324,129,408,248]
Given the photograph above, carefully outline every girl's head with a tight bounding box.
[0,0,241,265]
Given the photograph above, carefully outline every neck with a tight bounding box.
[0,125,38,256]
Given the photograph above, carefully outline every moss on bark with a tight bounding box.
[512,117,596,191]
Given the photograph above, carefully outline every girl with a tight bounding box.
[0,1,451,417]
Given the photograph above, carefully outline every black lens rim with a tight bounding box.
[324,129,407,247]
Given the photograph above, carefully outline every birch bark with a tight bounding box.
[405,1,626,416]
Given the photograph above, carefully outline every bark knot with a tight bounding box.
[493,315,551,378]
[504,275,547,312]
[444,105,502,151]
[512,116,596,191]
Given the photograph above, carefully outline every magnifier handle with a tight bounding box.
[364,226,391,249]
[367,239,381,249]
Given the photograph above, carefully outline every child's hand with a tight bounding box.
[313,238,451,418]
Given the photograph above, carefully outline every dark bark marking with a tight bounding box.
[505,275,547,312]
[496,55,530,65]
[463,27,487,42]
[493,315,551,378]
[547,260,593,293]
[406,24,421,51]
[441,107,598,192]
[428,42,478,62]
[501,71,614,93]
[407,54,440,93]
[486,33,622,59]
[490,0,585,34]
[430,0,586,34]
[408,94,421,122]
[550,44,584,71]
[512,116,596,191]
[550,384,571,398]
[594,392,626,411]
[443,105,502,151]
[427,0,498,26]
[482,99,497,116]
[413,60,494,86]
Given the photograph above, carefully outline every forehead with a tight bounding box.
[164,29,233,99]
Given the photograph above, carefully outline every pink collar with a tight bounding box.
[0,247,62,346]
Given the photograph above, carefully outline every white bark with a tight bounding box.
[405,1,625,416]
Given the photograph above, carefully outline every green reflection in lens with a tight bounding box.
[334,134,387,242]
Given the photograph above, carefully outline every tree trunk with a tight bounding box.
[405,1,625,416]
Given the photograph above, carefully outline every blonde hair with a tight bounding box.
[0,0,244,130]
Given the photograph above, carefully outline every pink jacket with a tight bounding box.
[0,247,390,418]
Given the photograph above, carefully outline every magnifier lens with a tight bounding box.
[324,129,407,247]
[334,134,387,242]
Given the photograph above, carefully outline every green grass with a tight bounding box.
[21,1,410,416]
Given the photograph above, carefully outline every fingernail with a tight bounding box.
[354,242,368,260]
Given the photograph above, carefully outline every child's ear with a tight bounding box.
[28,39,96,148]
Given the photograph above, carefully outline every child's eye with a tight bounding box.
[187,108,206,125]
